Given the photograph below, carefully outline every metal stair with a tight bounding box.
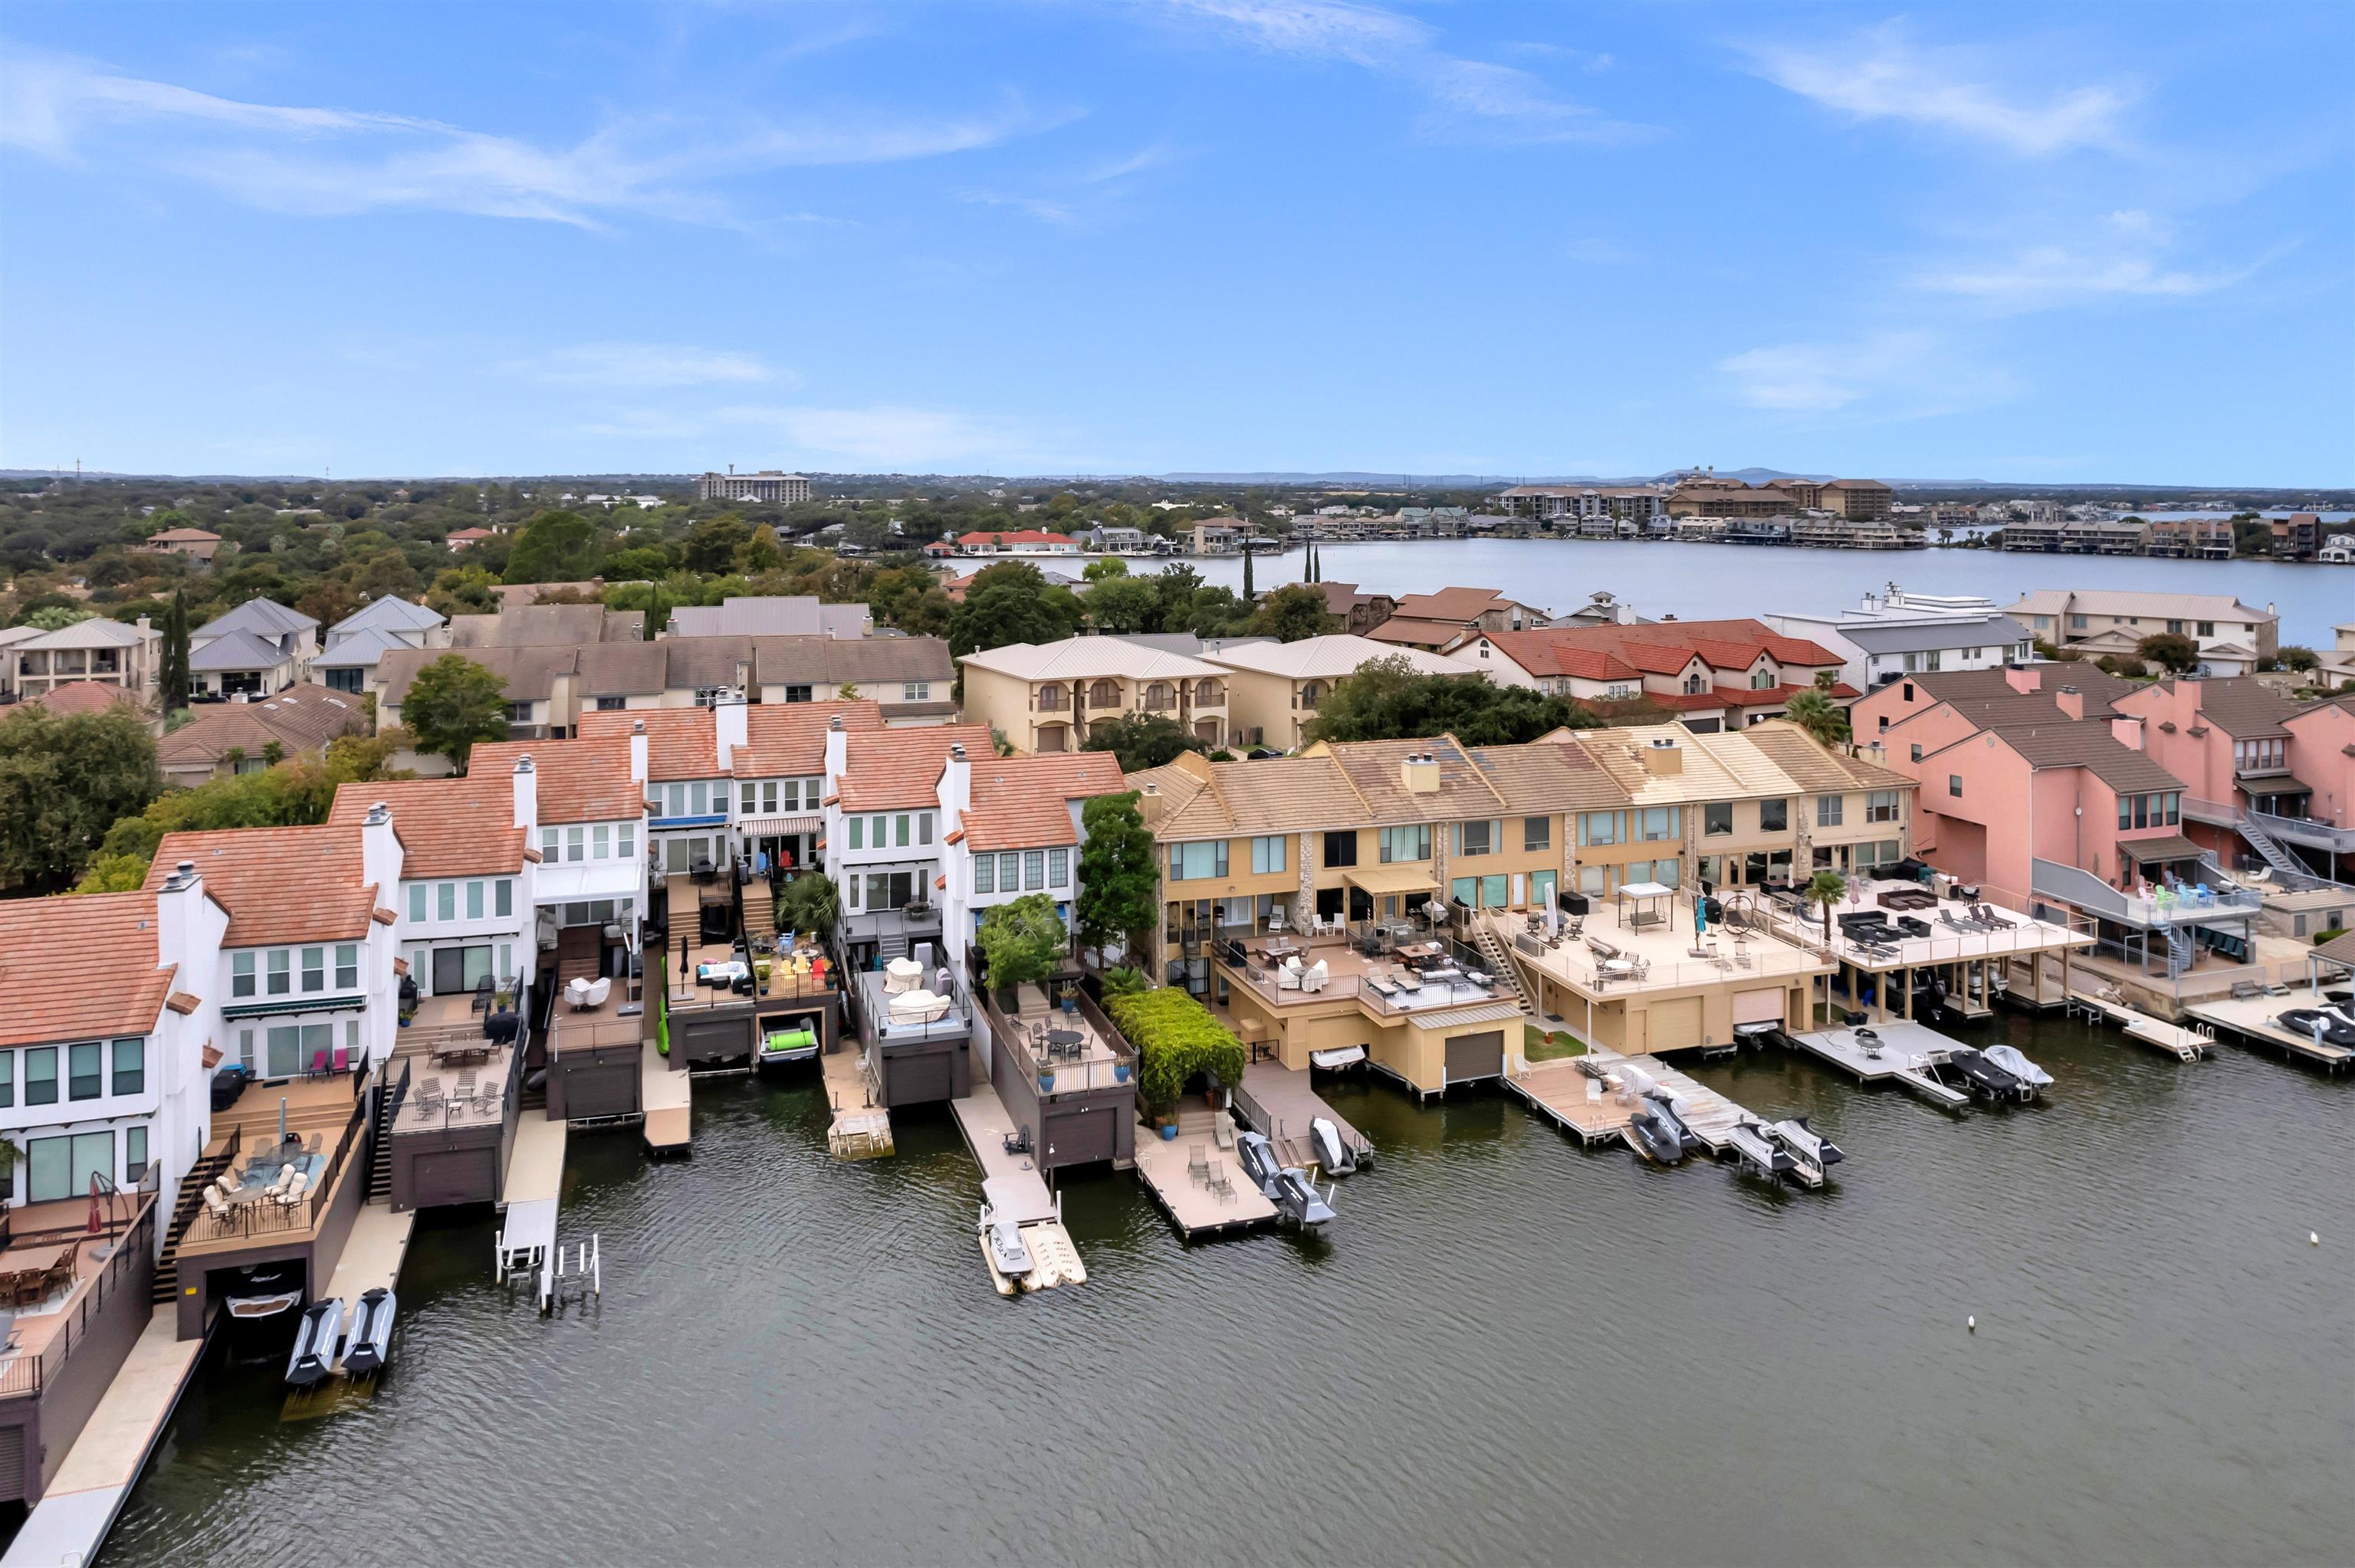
[2164,923,2194,979]
[1471,923,1526,1005]
[366,1062,408,1203]
[151,1140,240,1305]
[2235,810,2311,877]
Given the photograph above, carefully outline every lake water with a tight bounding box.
[99,1011,2353,1566]
[1130,539,2353,647]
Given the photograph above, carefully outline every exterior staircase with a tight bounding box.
[2164,923,2194,979]
[152,1138,241,1305]
[1470,922,1526,1007]
[366,1061,409,1203]
[741,883,777,947]
[2235,810,2311,878]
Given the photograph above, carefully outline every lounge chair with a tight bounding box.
[1188,1143,1210,1186]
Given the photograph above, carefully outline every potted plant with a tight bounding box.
[1115,1060,1132,1084]
[1039,1067,1056,1091]
[753,959,772,994]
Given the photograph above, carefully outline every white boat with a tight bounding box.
[978,1177,1035,1294]
[225,1262,302,1320]
[1765,1117,1846,1186]
[285,1297,344,1388]
[1308,1116,1359,1176]
[340,1288,396,1376]
[1723,1119,1797,1180]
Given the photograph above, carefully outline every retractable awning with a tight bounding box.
[1342,864,1437,897]
[739,815,823,835]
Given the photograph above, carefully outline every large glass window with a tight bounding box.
[1023,851,1046,891]
[1817,794,1844,827]
[1454,820,1496,857]
[1637,807,1680,841]
[232,951,256,997]
[1759,799,1789,833]
[1376,825,1430,863]
[27,1132,113,1203]
[1869,790,1904,822]
[266,1025,302,1078]
[1580,811,1620,847]
[1250,835,1287,874]
[113,1038,144,1097]
[69,1042,102,1101]
[1524,816,1550,851]
[1170,841,1229,880]
[1323,831,1358,868]
[1703,802,1733,837]
[1048,848,1068,888]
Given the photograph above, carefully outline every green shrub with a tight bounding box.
[1099,965,1148,999]
[2314,927,2348,948]
[1105,986,1246,1112]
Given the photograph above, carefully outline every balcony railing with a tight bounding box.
[2029,858,2260,925]
[0,1196,157,1401]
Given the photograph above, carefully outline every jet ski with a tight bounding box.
[285,1297,344,1388]
[2275,1009,2355,1049]
[1648,1091,1703,1154]
[340,1288,396,1376]
[1982,1044,2053,1098]
[1942,1047,2031,1103]
[1723,1119,1796,1180]
[1236,1131,1336,1227]
[1624,1096,1688,1165]
[1765,1117,1845,1185]
[1308,1116,1358,1176]
[225,1262,303,1321]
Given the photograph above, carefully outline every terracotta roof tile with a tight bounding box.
[143,825,380,946]
[576,707,719,781]
[731,701,884,778]
[0,892,181,1048]
[836,725,997,812]
[961,753,1126,851]
[328,775,528,878]
[471,737,646,824]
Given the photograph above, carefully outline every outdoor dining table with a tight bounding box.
[1045,1028,1085,1058]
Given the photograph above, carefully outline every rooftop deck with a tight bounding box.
[1223,934,1516,1017]
[549,971,649,1057]
[1485,900,1828,1000]
[0,1196,158,1399]
[1751,878,2091,973]
[853,964,971,1047]
[179,1070,369,1259]
[989,982,1135,1094]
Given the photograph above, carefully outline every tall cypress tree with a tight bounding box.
[1242,541,1255,602]
[159,589,191,712]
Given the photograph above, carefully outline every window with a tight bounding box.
[1377,825,1430,863]
[1580,811,1620,847]
[619,824,636,859]
[999,851,1020,890]
[437,882,456,920]
[113,1037,145,1096]
[1867,790,1903,823]
[294,946,320,992]
[1703,802,1733,837]
[464,881,482,920]
[26,1133,113,1204]
[233,950,257,998]
[1637,807,1679,841]
[1948,775,1963,799]
[919,813,934,846]
[1023,851,1046,891]
[268,949,292,995]
[1751,667,1775,689]
[2070,614,2088,631]
[1910,744,1923,763]
[69,1042,102,1101]
[1760,799,1789,832]
[507,702,534,723]
[1854,838,1903,868]
[1525,816,1550,851]
[406,884,425,923]
[783,684,813,704]
[596,695,626,711]
[540,828,559,863]
[1048,848,1068,888]
[1250,835,1288,874]
[2165,792,2180,825]
[974,855,994,894]
[849,818,863,851]
[1170,841,1229,880]
[25,1048,56,1106]
[2196,620,2215,638]
[1817,794,1844,827]
[0,1053,11,1108]
[1298,681,1323,710]
[567,827,586,862]
[125,1125,149,1184]
[1454,820,1497,858]
[1323,831,1358,868]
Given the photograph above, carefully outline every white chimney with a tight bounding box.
[629,718,648,785]
[512,753,537,830]
[941,742,971,819]
[714,695,749,772]
[153,860,208,986]
[823,713,849,790]
[361,800,402,893]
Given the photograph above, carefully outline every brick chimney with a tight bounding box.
[2004,666,2041,695]
[2054,686,2085,720]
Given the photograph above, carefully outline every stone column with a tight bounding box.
[1296,831,1316,932]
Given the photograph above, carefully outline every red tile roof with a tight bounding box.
[143,825,380,946]
[1481,620,1841,681]
[1472,631,1642,681]
[836,725,997,812]
[576,707,718,782]
[955,529,1068,547]
[328,775,528,878]
[0,892,181,1048]
[472,737,646,824]
[731,701,883,778]
[961,753,1126,851]
[31,682,140,716]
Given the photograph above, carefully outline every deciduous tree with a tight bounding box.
[401,653,511,772]
[1075,792,1160,966]
[0,705,163,893]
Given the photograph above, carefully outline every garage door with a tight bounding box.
[0,1423,25,1507]
[561,1061,637,1120]
[1444,1029,1504,1085]
[1646,996,1703,1051]
[680,1015,751,1063]
[888,1049,954,1107]
[1044,1104,1118,1168]
[1733,988,1785,1027]
[412,1146,497,1209]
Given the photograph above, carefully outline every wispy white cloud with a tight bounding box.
[1716,330,2017,418]
[1,45,1064,227]
[954,188,1082,228]
[1913,211,2261,311]
[1743,24,2134,156]
[510,343,783,389]
[1159,0,1646,145]
[955,139,1181,229]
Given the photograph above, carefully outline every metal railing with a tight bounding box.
[2030,857,2260,924]
[0,1196,157,1401]
[994,998,1138,1094]
[858,965,972,1045]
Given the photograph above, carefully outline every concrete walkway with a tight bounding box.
[322,1200,415,1303]
[2,1317,204,1568]
[642,1040,691,1153]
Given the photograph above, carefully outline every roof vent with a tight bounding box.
[829,715,844,731]
[366,801,392,825]
[177,860,196,878]
[632,718,645,733]
[949,743,967,760]
[515,753,535,773]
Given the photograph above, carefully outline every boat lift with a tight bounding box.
[540,1235,602,1314]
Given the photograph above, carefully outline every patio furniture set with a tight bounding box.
[199,1136,324,1228]
[0,1243,78,1308]
[1186,1142,1238,1204]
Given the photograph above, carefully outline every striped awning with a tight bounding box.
[738,815,822,835]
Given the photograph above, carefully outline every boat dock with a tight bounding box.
[2183,995,2355,1072]
[323,1200,416,1303]
[1505,1048,1769,1159]
[0,1318,205,1568]
[948,1084,1086,1289]
[1131,1106,1276,1238]
[642,1041,691,1154]
[496,1110,568,1278]
[821,1045,892,1159]
[1233,1061,1373,1173]
[1783,1022,1972,1108]
[2068,994,2214,1061]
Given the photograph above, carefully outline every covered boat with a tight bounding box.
[1982,1044,2053,1097]
[341,1288,396,1376]
[286,1297,345,1388]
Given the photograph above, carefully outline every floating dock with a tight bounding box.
[2182,995,2355,1072]
[0,1318,205,1568]
[821,1045,892,1159]
[1783,1022,1972,1108]
[1506,1048,1786,1170]
[641,1041,691,1154]
[2068,994,2213,1061]
[1131,1117,1276,1238]
[496,1110,567,1278]
[1233,1061,1373,1173]
[948,1084,1087,1290]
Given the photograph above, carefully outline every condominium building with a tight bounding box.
[2006,589,2278,675]
[958,636,1232,753]
[1448,618,1853,733]
[1197,635,1486,753]
[4,615,163,704]
[1492,486,1665,524]
[189,599,320,699]
[698,470,812,505]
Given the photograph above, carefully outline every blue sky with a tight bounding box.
[2,2,2347,484]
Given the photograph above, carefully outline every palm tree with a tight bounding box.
[1803,870,1848,947]
[1785,687,1851,749]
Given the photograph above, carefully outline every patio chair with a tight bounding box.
[1301,959,1330,995]
[278,1173,308,1208]
[203,1184,233,1224]
[1188,1143,1210,1186]
[1208,1163,1235,1203]
[304,1133,321,1158]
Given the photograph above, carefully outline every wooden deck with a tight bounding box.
[497,1110,567,1269]
[1505,1056,1631,1145]
[1785,1022,1972,1108]
[820,1043,891,1159]
[2071,995,2214,1061]
[1131,1123,1276,1238]
[2183,994,2355,1071]
[321,1200,415,1303]
[641,1041,691,1154]
[1234,1061,1373,1173]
